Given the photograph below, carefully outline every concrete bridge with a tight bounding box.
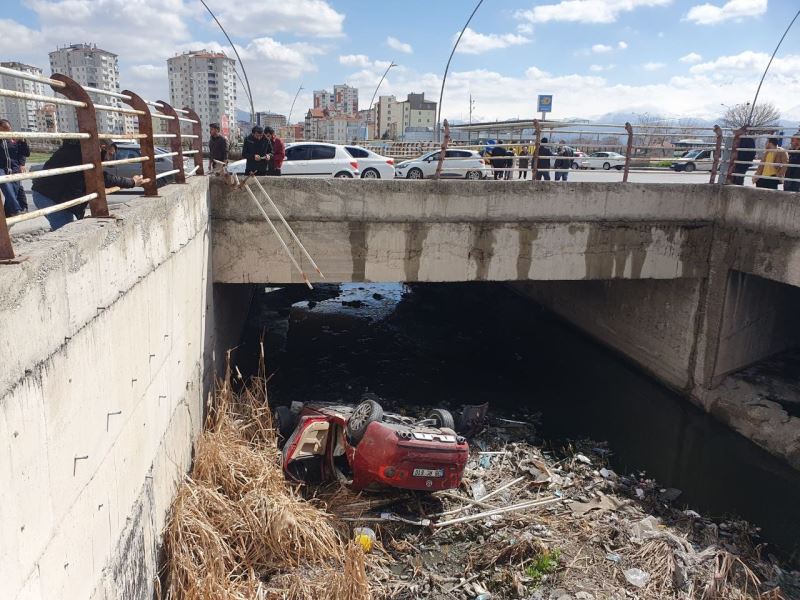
[2,176,800,600]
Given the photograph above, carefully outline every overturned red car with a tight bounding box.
[274,398,487,492]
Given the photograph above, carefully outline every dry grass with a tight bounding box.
[159,356,372,600]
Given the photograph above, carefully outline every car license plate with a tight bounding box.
[413,468,444,478]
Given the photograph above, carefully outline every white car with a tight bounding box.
[344,145,395,179]
[671,148,715,172]
[228,142,359,178]
[395,149,491,180]
[579,151,626,170]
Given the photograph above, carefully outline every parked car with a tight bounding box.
[275,398,487,491]
[569,149,586,169]
[344,145,395,179]
[579,151,626,170]
[228,142,359,178]
[395,149,491,180]
[105,142,192,186]
[670,148,715,172]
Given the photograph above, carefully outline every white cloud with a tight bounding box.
[590,64,615,72]
[339,54,372,68]
[456,28,531,54]
[689,51,800,77]
[618,41,628,49]
[685,0,767,25]
[517,23,535,35]
[386,36,413,54]
[129,64,167,80]
[592,43,613,53]
[212,0,344,37]
[643,62,666,71]
[679,52,703,63]
[516,0,672,24]
[0,19,41,55]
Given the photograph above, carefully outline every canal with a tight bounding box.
[237,281,800,562]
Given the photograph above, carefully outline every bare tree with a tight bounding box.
[722,102,781,129]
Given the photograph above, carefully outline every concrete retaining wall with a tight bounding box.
[0,178,249,600]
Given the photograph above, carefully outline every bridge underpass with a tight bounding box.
[2,176,800,600]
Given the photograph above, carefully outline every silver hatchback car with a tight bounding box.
[108,142,194,186]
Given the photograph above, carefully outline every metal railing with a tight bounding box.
[0,65,205,262]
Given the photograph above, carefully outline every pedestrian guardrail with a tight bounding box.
[0,65,205,262]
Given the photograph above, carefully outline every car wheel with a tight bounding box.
[571,161,579,169]
[684,162,696,173]
[615,165,623,170]
[465,170,482,180]
[428,408,455,430]
[334,171,353,178]
[361,168,380,179]
[275,406,296,448]
[407,168,423,179]
[603,162,611,170]
[346,399,384,445]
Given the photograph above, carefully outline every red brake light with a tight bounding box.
[350,161,358,170]
[386,159,394,165]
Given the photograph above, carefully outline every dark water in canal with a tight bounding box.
[236,282,800,562]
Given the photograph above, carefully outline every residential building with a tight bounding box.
[0,62,46,131]
[255,111,287,131]
[49,44,123,135]
[35,103,58,133]
[168,49,237,143]
[279,123,304,141]
[356,108,376,140]
[313,84,358,116]
[376,92,436,140]
[304,108,326,140]
[313,89,333,112]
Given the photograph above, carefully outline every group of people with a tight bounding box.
[730,133,800,191]
[209,122,285,176]
[486,138,575,181]
[0,118,31,217]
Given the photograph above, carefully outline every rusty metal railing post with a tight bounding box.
[0,209,13,261]
[710,124,723,184]
[433,119,450,180]
[156,100,186,184]
[531,119,542,180]
[51,73,108,216]
[726,127,744,185]
[184,107,204,175]
[623,122,634,183]
[122,89,158,197]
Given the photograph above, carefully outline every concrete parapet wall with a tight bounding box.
[0,178,238,600]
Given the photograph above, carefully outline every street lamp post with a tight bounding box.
[436,0,485,142]
[287,84,304,135]
[368,61,397,140]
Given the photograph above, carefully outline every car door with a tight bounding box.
[309,144,338,177]
[586,152,603,169]
[697,150,713,171]
[443,150,473,178]
[282,144,312,176]
[112,146,141,179]
[421,151,440,177]
[281,416,332,484]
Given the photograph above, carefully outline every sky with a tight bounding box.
[1,0,799,124]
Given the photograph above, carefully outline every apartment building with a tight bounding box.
[376,92,436,139]
[168,50,237,143]
[0,62,46,131]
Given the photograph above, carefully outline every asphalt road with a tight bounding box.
[6,168,750,239]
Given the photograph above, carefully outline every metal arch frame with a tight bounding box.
[122,89,158,197]
[184,107,204,175]
[156,100,186,184]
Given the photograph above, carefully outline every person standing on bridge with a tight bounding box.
[518,146,530,179]
[783,133,800,192]
[242,126,272,176]
[753,137,788,190]
[555,141,573,182]
[0,118,29,217]
[264,127,285,176]
[208,123,228,172]
[536,137,553,181]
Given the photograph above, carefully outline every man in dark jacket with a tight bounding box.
[0,118,29,216]
[242,126,272,176]
[555,141,574,181]
[489,142,506,180]
[536,137,553,181]
[729,135,756,185]
[208,123,228,171]
[784,133,800,192]
[31,140,143,230]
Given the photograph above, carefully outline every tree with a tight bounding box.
[721,102,780,129]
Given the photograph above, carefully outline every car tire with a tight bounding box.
[571,161,579,169]
[428,408,455,430]
[615,165,623,170]
[346,399,384,445]
[361,168,380,179]
[275,405,296,448]
[684,162,696,173]
[334,171,353,178]
[603,162,611,170]
[407,168,424,179]
[465,170,482,180]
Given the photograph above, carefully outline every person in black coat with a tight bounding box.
[536,137,553,180]
[730,135,756,185]
[31,140,143,230]
[0,118,29,215]
[242,126,272,176]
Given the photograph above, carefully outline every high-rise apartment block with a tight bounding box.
[313,84,358,116]
[376,92,436,139]
[168,50,237,142]
[0,62,46,131]
[49,44,124,135]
